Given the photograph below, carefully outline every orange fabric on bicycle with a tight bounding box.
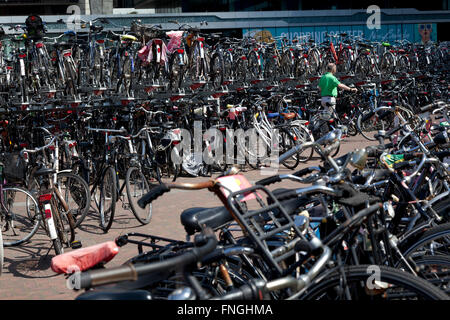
[51,241,119,274]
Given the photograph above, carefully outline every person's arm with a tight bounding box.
[338,83,357,92]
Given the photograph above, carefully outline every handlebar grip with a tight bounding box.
[137,184,170,208]
[361,111,375,122]
[386,126,402,137]
[293,167,316,177]
[79,264,137,289]
[279,144,303,163]
[393,160,416,170]
[432,150,450,160]
[255,175,282,186]
[433,131,449,145]
[404,153,420,161]
[420,102,438,112]
[366,146,384,158]
[274,190,298,201]
[211,279,267,300]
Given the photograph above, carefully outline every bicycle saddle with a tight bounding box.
[161,122,175,129]
[281,112,296,120]
[180,206,233,236]
[33,167,56,177]
[51,241,119,274]
[270,188,325,218]
[52,42,73,49]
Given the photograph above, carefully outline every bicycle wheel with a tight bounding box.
[169,54,185,91]
[51,198,75,249]
[402,223,450,260]
[354,54,370,79]
[290,124,314,163]
[412,255,450,294]
[98,166,116,233]
[121,57,134,95]
[308,48,321,75]
[357,110,386,141]
[295,56,308,79]
[223,51,233,80]
[1,187,40,247]
[281,51,294,78]
[279,129,300,170]
[247,50,262,80]
[263,56,277,82]
[56,172,91,229]
[299,264,448,300]
[380,51,396,76]
[234,56,247,83]
[126,166,152,225]
[210,52,224,89]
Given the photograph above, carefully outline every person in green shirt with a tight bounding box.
[318,63,357,113]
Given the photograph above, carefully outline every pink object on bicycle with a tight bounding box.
[166,31,184,53]
[138,44,150,63]
[51,241,119,274]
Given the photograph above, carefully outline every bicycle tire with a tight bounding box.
[279,128,300,170]
[357,110,385,141]
[210,52,224,89]
[98,166,117,233]
[126,166,152,225]
[412,255,450,294]
[52,198,75,249]
[291,124,314,162]
[402,222,450,259]
[56,172,91,229]
[298,264,448,300]
[52,238,64,256]
[1,187,41,247]
[169,54,185,91]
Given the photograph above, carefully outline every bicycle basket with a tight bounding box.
[0,152,27,182]
[224,181,309,277]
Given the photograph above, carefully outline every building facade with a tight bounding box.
[0,1,448,41]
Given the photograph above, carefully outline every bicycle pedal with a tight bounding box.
[122,203,131,211]
[71,240,82,249]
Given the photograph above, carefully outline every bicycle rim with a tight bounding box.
[1,187,41,247]
[126,166,152,225]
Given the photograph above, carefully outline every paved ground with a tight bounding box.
[0,134,376,299]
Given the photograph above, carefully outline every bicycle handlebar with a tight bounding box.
[78,229,218,289]
[20,135,56,155]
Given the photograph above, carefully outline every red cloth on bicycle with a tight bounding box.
[51,241,119,274]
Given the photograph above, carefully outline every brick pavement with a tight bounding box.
[0,134,376,300]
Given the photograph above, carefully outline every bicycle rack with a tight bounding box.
[226,184,309,277]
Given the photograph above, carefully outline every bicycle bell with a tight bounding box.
[349,148,368,170]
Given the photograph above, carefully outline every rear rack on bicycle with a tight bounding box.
[115,232,190,256]
[226,185,308,277]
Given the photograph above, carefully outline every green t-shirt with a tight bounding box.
[319,72,340,97]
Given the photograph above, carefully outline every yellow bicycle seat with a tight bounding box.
[121,34,138,42]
